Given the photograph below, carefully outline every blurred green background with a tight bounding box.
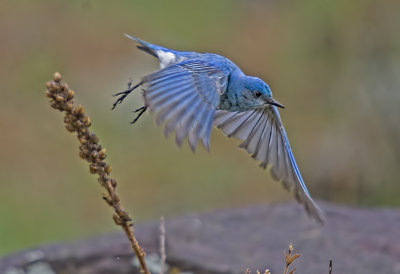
[1,0,399,256]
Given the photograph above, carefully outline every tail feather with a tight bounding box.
[124,34,158,57]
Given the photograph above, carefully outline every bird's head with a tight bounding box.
[243,76,284,109]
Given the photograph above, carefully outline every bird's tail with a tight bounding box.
[124,34,159,58]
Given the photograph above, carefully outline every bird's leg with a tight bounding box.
[111,79,143,110]
[131,106,147,124]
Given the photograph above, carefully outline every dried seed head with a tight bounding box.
[75,120,83,128]
[65,124,75,132]
[79,151,86,159]
[55,95,64,102]
[45,74,147,274]
[113,214,122,225]
[91,135,99,144]
[65,102,74,111]
[47,81,55,91]
[90,164,98,174]
[54,72,62,82]
[91,151,98,159]
[83,148,91,156]
[78,106,85,115]
[99,148,106,159]
[67,89,75,99]
[105,165,112,174]
[74,105,84,116]
[79,137,87,144]
[50,102,58,109]
[64,116,72,124]
[84,117,91,127]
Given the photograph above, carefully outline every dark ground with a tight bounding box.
[1,202,399,274]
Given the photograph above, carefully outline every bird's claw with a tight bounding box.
[111,80,143,110]
[131,106,147,124]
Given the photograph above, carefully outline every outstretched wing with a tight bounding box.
[214,107,324,223]
[143,59,229,152]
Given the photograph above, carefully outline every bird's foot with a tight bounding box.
[111,79,143,110]
[131,106,147,124]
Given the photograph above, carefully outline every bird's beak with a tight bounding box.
[267,98,285,108]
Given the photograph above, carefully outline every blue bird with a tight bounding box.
[113,34,324,223]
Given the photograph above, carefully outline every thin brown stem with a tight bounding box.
[159,216,166,274]
[283,244,300,274]
[45,72,150,274]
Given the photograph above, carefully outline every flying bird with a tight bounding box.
[113,35,324,223]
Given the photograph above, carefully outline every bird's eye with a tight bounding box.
[255,91,262,97]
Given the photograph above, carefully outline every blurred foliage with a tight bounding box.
[0,0,399,255]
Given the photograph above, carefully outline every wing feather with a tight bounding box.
[218,111,255,137]
[149,83,194,110]
[146,80,193,102]
[214,111,237,125]
[187,104,209,151]
[174,100,204,147]
[199,109,216,150]
[214,107,324,223]
[164,98,202,137]
[155,92,198,125]
[239,113,266,154]
[256,115,273,168]
[268,126,279,179]
[231,110,261,140]
[143,59,228,152]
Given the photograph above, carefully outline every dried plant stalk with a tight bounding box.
[159,217,166,274]
[283,244,300,274]
[45,72,150,274]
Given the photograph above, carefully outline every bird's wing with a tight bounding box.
[214,106,324,223]
[143,59,228,152]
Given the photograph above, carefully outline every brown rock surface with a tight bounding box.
[1,202,399,273]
